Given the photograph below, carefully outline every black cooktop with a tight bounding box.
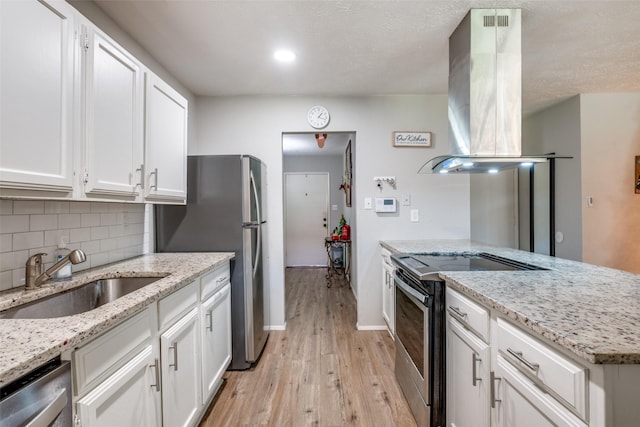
[391,252,544,281]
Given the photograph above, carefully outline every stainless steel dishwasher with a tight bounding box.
[0,358,72,427]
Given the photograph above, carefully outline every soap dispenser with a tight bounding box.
[54,237,72,281]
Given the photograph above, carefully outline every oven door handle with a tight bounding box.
[25,388,67,427]
[395,275,427,305]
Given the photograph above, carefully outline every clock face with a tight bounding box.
[307,106,330,129]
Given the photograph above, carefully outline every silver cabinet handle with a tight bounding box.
[149,358,161,392]
[149,168,158,191]
[490,371,501,408]
[506,347,540,372]
[472,353,482,386]
[216,276,228,285]
[135,164,144,189]
[25,389,67,427]
[169,341,178,371]
[205,311,213,331]
[447,305,468,324]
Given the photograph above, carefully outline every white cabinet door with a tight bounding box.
[447,316,490,427]
[144,72,187,203]
[0,0,75,195]
[382,267,395,337]
[492,355,587,427]
[76,345,161,427]
[201,283,231,403]
[161,307,201,427]
[83,26,143,199]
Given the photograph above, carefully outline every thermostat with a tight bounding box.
[375,197,397,213]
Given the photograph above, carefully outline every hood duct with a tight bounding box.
[420,9,567,174]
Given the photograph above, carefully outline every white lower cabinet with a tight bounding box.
[201,283,232,404]
[160,307,201,427]
[446,315,490,427]
[76,346,161,427]
[72,261,231,426]
[493,355,586,427]
[381,248,395,337]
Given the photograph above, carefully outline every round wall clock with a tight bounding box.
[307,105,330,129]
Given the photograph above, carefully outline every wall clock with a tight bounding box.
[307,105,330,129]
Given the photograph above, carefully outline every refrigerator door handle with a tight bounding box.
[250,169,262,278]
[250,169,261,224]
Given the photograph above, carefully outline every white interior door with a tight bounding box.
[285,173,329,266]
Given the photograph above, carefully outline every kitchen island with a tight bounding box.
[0,252,234,386]
[381,239,640,426]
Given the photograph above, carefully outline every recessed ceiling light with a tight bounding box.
[520,162,533,167]
[274,50,295,62]
[439,169,449,174]
[488,169,499,174]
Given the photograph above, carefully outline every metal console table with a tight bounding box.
[324,237,351,288]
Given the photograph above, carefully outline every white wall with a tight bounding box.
[523,96,583,261]
[193,95,470,329]
[580,93,640,273]
[470,171,518,248]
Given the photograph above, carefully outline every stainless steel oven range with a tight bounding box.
[391,252,544,427]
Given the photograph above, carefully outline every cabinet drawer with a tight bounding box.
[73,308,152,395]
[381,248,394,269]
[200,262,230,301]
[496,317,588,419]
[445,286,490,342]
[158,280,198,331]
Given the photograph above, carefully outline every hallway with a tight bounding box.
[200,267,416,426]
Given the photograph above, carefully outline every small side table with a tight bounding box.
[324,237,351,288]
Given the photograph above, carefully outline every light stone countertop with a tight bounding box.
[381,240,640,365]
[0,252,234,386]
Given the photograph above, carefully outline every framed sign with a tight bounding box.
[393,131,432,147]
[635,156,640,194]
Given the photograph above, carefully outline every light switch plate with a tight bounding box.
[410,209,419,222]
[401,194,411,206]
[364,198,372,210]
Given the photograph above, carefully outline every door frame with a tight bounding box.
[283,172,330,267]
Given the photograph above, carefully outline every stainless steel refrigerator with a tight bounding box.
[155,155,268,370]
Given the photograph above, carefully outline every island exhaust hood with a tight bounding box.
[419,9,566,174]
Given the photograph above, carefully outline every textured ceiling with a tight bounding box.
[91,0,640,115]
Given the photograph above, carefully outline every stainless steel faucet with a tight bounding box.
[25,250,87,290]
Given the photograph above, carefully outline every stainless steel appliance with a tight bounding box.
[0,359,71,427]
[156,155,268,370]
[391,252,544,427]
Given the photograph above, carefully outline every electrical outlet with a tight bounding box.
[402,194,411,206]
[410,209,419,222]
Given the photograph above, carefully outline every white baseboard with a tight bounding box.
[265,322,286,331]
[356,323,388,331]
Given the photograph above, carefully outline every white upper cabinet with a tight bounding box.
[82,26,143,199]
[144,72,188,203]
[0,0,75,196]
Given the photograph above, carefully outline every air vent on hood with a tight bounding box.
[419,9,570,174]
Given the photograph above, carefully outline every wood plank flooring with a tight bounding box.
[200,267,417,427]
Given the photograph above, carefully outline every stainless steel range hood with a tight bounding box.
[420,9,563,174]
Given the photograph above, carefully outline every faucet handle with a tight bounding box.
[26,252,47,270]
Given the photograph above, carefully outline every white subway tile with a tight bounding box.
[30,214,58,231]
[69,202,91,214]
[0,271,12,291]
[13,200,44,214]
[0,200,13,215]
[80,240,101,255]
[0,250,29,271]
[44,201,70,214]
[81,213,101,227]
[58,213,81,229]
[91,252,110,268]
[0,234,12,253]
[109,224,125,237]
[69,228,91,243]
[108,249,125,263]
[13,231,44,250]
[12,267,26,287]
[91,226,110,240]
[44,230,70,247]
[100,213,117,226]
[0,215,29,233]
[100,238,118,252]
[74,258,91,272]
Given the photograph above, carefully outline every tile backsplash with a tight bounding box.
[0,200,153,291]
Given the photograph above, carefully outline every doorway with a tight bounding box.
[282,132,355,270]
[284,172,329,266]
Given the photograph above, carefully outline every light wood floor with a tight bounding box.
[200,267,417,427]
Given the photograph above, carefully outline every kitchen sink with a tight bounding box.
[0,276,165,319]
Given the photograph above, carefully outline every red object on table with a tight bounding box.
[332,234,339,241]
[340,224,350,240]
